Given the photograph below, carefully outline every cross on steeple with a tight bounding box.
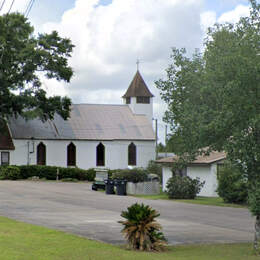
[136,59,140,71]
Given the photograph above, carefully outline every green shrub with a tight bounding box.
[216,162,248,204]
[119,203,167,251]
[147,160,162,183]
[112,168,148,183]
[0,166,21,180]
[60,167,81,180]
[13,165,96,181]
[166,175,205,199]
[39,166,57,180]
[107,169,120,178]
[18,165,40,179]
[18,165,57,179]
[84,168,96,181]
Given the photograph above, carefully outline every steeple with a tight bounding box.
[122,70,154,123]
[122,70,154,98]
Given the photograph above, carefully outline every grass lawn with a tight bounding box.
[132,192,247,208]
[0,216,257,260]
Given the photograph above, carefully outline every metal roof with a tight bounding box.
[122,70,154,98]
[8,104,155,141]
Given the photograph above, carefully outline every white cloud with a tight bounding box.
[37,0,206,143]
[40,0,204,105]
[200,4,250,34]
[200,11,217,32]
[218,4,250,24]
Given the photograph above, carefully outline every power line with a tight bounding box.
[24,0,32,15]
[25,0,35,17]
[0,0,6,12]
[7,0,15,14]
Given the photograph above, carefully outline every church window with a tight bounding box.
[126,97,131,104]
[1,152,9,165]
[96,142,105,166]
[67,142,76,166]
[128,142,136,166]
[37,142,46,165]
[136,96,150,104]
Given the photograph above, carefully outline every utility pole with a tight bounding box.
[155,119,158,159]
[165,125,167,158]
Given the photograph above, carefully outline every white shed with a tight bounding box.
[157,151,226,197]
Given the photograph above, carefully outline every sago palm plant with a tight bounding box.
[119,203,167,251]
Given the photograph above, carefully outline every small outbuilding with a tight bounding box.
[157,151,226,197]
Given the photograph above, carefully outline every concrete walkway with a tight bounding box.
[0,181,254,245]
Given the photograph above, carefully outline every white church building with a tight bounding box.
[0,71,156,169]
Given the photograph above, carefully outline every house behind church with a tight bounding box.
[0,71,156,169]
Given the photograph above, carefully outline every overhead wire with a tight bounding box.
[0,0,6,12]
[7,0,15,14]
[24,0,35,17]
[24,0,32,16]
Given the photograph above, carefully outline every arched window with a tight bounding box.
[67,142,76,166]
[96,142,105,166]
[37,142,46,165]
[128,142,136,166]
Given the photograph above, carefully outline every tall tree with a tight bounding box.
[0,13,74,122]
[156,0,260,251]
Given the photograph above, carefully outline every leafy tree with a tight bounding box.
[217,162,248,204]
[156,0,260,249]
[0,13,74,122]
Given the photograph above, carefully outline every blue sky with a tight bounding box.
[204,0,249,15]
[30,0,113,23]
[26,0,252,24]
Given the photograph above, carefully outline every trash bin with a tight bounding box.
[92,183,98,191]
[114,179,127,196]
[104,179,115,195]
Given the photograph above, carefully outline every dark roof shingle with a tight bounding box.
[0,121,15,150]
[122,70,154,98]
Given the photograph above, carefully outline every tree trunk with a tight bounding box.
[254,215,260,254]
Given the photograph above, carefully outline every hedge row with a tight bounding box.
[0,165,96,181]
[0,160,160,183]
[111,168,148,183]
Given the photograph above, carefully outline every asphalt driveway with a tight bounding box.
[0,181,254,245]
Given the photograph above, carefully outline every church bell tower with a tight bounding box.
[122,70,154,122]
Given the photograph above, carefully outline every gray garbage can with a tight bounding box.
[114,179,127,195]
[104,179,115,195]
